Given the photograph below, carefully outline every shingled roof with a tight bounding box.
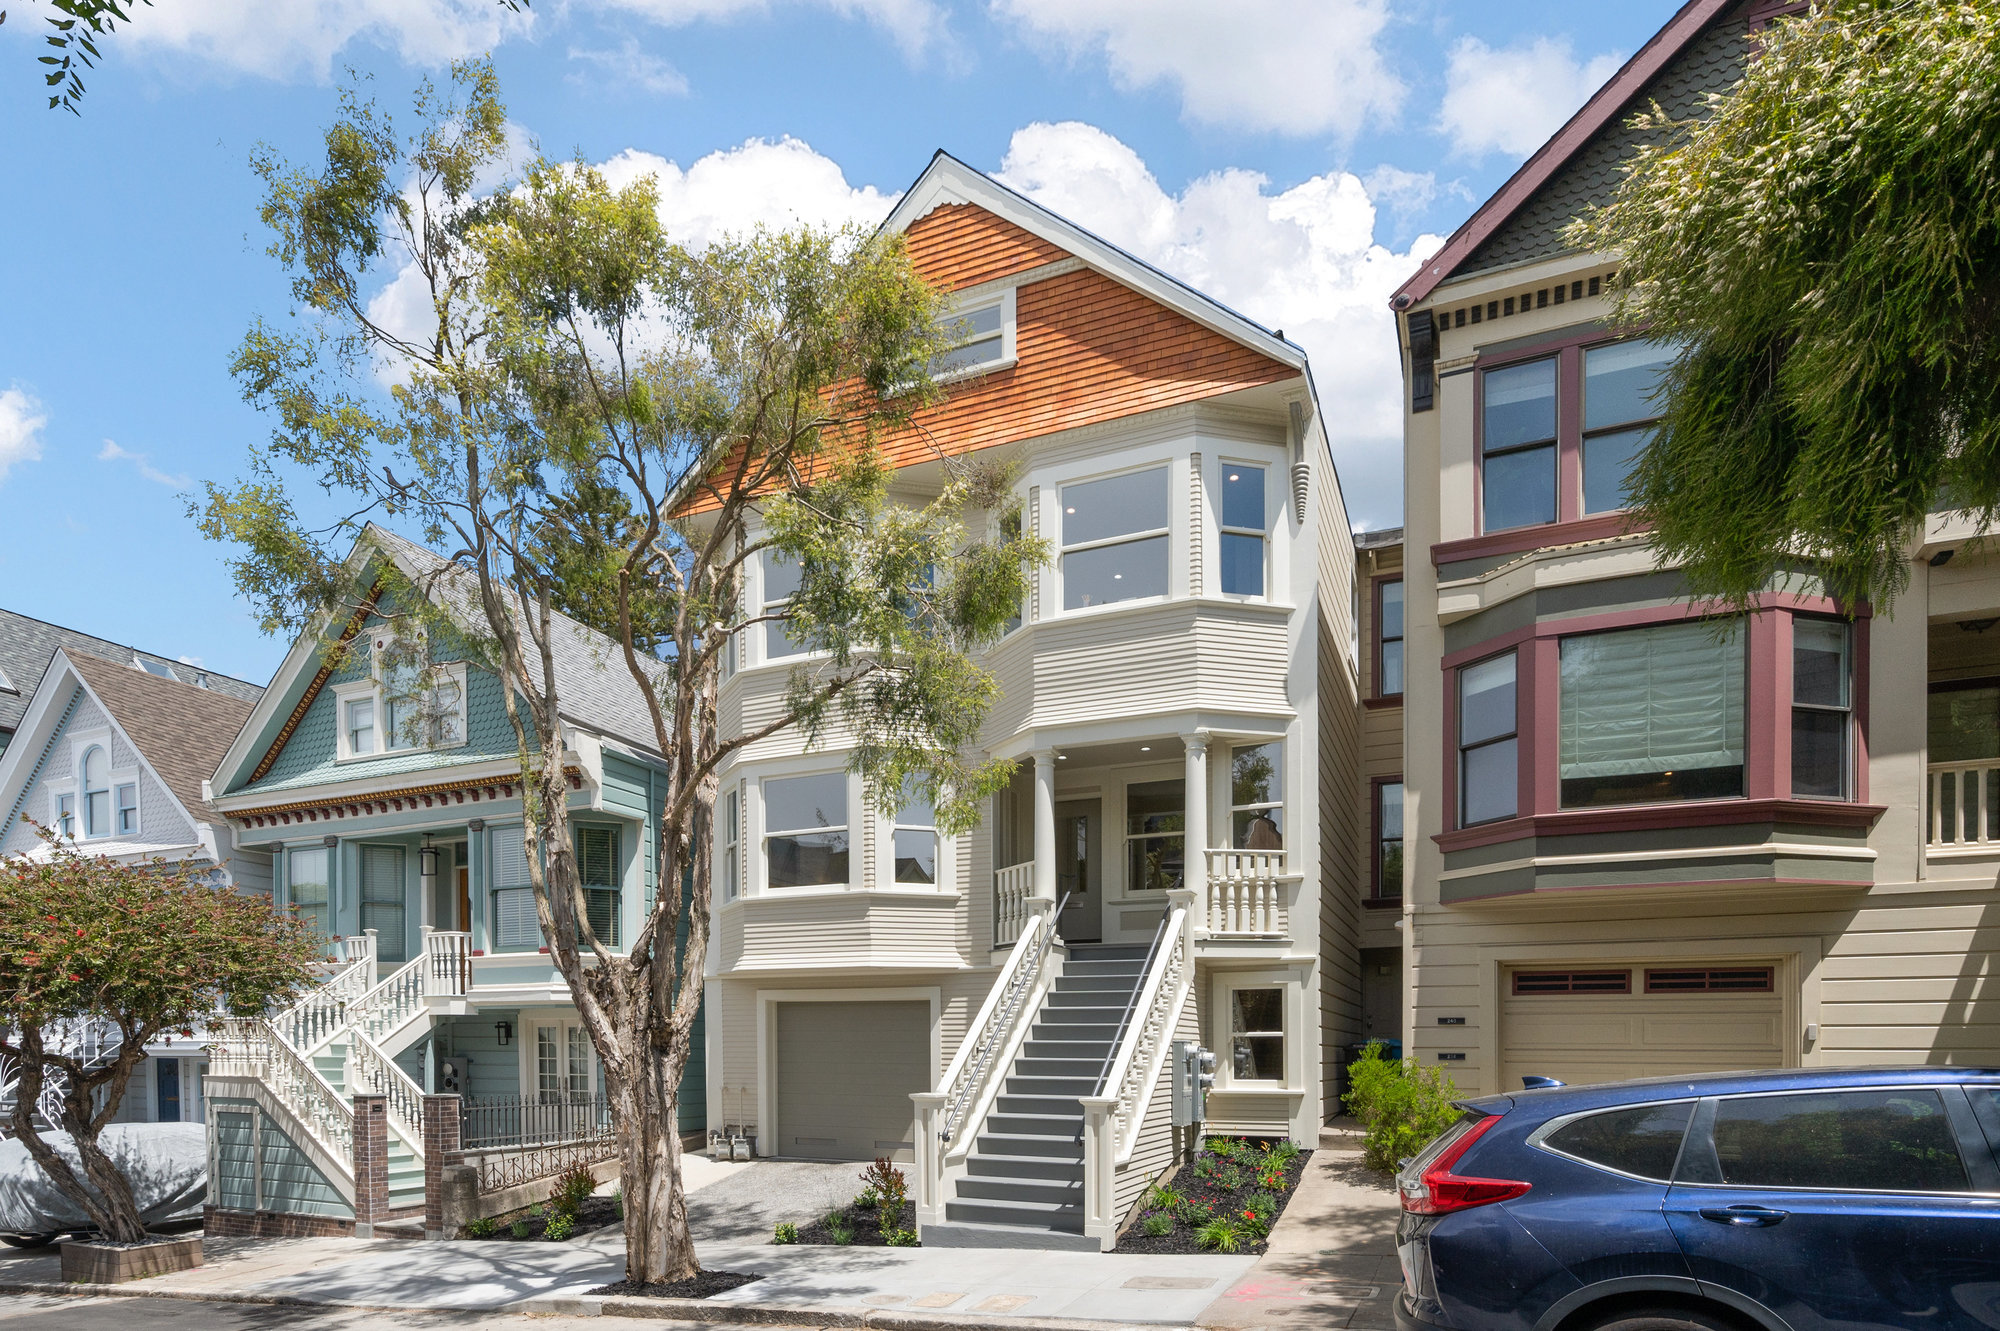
[0,606,261,747]
[64,650,258,826]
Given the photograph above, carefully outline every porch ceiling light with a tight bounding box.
[419,844,440,877]
[1139,745,1151,752]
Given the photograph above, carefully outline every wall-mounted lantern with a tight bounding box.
[494,1020,513,1047]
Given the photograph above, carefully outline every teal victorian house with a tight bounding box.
[202,525,703,1237]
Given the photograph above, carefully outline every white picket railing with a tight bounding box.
[347,1030,428,1157]
[274,933,379,1055]
[328,932,378,970]
[1080,889,1194,1249]
[1928,760,2000,847]
[212,1016,354,1163]
[1202,849,1289,937]
[993,862,1034,947]
[424,929,472,995]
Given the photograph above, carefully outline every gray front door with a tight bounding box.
[1055,799,1101,943]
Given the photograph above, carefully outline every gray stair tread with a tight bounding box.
[919,1220,1102,1251]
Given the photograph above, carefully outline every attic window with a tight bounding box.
[0,663,14,695]
[930,288,1016,380]
[135,657,179,681]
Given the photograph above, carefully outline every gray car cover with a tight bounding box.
[0,1123,206,1234]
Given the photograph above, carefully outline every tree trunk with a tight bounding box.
[614,1060,695,1284]
[6,1039,150,1243]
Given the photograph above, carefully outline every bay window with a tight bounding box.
[763,772,849,889]
[1229,743,1283,849]
[891,784,938,885]
[1582,339,1675,515]
[1061,466,1169,610]
[1218,464,1267,597]
[1376,579,1404,698]
[1125,780,1184,891]
[1458,653,1518,825]
[575,825,621,946]
[1792,619,1851,799]
[1481,359,1557,531]
[1559,620,1744,808]
[721,785,740,903]
[288,847,331,939]
[764,552,806,659]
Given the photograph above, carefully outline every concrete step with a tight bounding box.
[976,1131,1083,1161]
[945,1196,1083,1232]
[986,1111,1082,1138]
[955,1175,1083,1206]
[918,1220,1102,1251]
[965,1152,1084,1181]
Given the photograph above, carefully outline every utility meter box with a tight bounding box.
[1171,1041,1217,1126]
[439,1057,469,1095]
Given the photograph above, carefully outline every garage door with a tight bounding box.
[1501,963,1785,1091]
[774,1000,929,1161]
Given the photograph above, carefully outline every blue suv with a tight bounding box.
[1394,1067,2000,1331]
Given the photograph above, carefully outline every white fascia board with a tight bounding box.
[0,650,85,830]
[883,154,1307,374]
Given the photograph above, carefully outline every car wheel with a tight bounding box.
[0,1233,59,1249]
[1582,1305,1743,1331]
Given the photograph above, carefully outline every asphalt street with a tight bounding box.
[0,1293,728,1331]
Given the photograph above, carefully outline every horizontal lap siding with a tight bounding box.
[1111,992,1201,1225]
[1317,471,1366,1118]
[258,1110,350,1216]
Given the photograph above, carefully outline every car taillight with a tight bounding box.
[1400,1113,1530,1215]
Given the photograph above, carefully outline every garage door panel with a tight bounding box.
[1638,1013,1782,1048]
[1502,962,1784,1091]
[775,1000,929,1162]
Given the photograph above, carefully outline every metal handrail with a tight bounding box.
[940,890,1071,1143]
[1086,905,1171,1109]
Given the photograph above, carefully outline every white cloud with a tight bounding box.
[991,0,1401,138]
[995,122,1438,527]
[603,136,899,250]
[178,654,207,667]
[105,0,534,82]
[0,386,47,486]
[98,439,192,489]
[1438,36,1625,160]
[597,0,950,61]
[568,38,691,96]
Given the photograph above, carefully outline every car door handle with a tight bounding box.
[1699,1205,1788,1227]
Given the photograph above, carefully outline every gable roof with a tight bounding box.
[0,606,262,743]
[887,152,1307,371]
[64,651,257,825]
[1392,0,1740,308]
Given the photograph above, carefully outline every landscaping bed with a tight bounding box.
[588,1271,764,1299]
[457,1164,620,1242]
[1113,1136,1311,1255]
[772,1158,920,1247]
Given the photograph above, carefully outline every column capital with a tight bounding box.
[1179,730,1211,751]
[1032,746,1059,765]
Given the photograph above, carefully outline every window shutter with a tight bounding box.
[359,845,406,961]
[491,827,533,887]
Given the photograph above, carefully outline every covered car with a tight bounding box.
[0,1122,205,1245]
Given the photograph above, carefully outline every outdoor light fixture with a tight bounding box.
[419,844,439,877]
[1139,745,1151,752]
[495,1021,513,1046]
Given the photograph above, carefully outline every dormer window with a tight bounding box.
[81,746,110,838]
[135,656,179,681]
[931,289,1016,380]
[334,633,467,761]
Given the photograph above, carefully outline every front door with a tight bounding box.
[1055,800,1101,943]
[456,865,471,932]
[155,1058,180,1122]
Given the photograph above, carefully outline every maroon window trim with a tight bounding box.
[1512,969,1631,996]
[1644,967,1775,994]
[1369,775,1404,905]
[1372,574,1405,701]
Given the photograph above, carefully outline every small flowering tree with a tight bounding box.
[0,829,322,1242]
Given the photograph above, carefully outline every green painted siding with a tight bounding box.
[434,1012,524,1100]
[215,1108,255,1210]
[259,1113,350,1216]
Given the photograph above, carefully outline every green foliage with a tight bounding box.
[465,1216,498,1238]
[0,829,323,1241]
[1213,1164,1243,1192]
[859,1158,908,1232]
[1140,1211,1174,1237]
[1261,1138,1302,1167]
[1195,1217,1246,1253]
[1344,1042,1462,1174]
[1193,1154,1222,1180]
[543,1211,576,1241]
[1569,2,2000,613]
[854,1188,878,1210]
[773,1222,798,1245]
[1145,1183,1185,1211]
[510,1219,533,1239]
[1206,1136,1241,1160]
[884,1228,919,1247]
[828,1219,855,1245]
[549,1163,595,1219]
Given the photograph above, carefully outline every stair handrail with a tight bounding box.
[272,933,378,1056]
[211,1015,355,1163]
[1092,898,1190,1162]
[1085,906,1172,1110]
[937,890,1070,1145]
[346,1028,428,1158]
[344,951,433,1048]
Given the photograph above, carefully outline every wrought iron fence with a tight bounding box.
[461,1092,613,1151]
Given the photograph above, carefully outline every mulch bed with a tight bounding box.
[1112,1138,1313,1255]
[788,1199,919,1247]
[458,1194,622,1241]
[588,1271,765,1300]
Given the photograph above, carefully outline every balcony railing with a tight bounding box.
[994,861,1034,948]
[1202,849,1288,937]
[1929,760,2000,848]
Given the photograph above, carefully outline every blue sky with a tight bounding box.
[0,0,1678,686]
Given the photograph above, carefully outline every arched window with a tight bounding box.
[81,746,110,838]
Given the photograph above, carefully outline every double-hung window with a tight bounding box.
[115,782,138,836]
[1061,466,1169,610]
[1582,339,1675,514]
[1218,464,1267,597]
[763,552,806,660]
[1559,620,1745,808]
[1125,780,1185,891]
[288,847,331,940]
[54,793,75,839]
[575,825,621,946]
[346,697,377,756]
[1481,359,1558,531]
[1376,579,1404,698]
[491,826,542,950]
[359,844,407,963]
[81,747,110,838]
[763,773,849,889]
[1792,619,1852,799]
[931,290,1013,378]
[1228,987,1285,1082]
[721,785,740,902]
[1373,780,1404,901]
[1458,653,1518,826]
[891,784,938,885]
[1229,743,1283,849]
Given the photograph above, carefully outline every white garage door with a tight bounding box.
[1500,963,1785,1091]
[774,1000,929,1161]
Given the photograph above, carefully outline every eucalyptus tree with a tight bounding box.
[1571,0,2000,611]
[196,61,1041,1283]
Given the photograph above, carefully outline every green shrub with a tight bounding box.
[464,1216,498,1238]
[859,1158,909,1233]
[1140,1211,1174,1237]
[1344,1041,1463,1174]
[1244,1189,1280,1216]
[543,1211,576,1241]
[1146,1183,1185,1211]
[1193,1154,1222,1179]
[510,1219,533,1239]
[773,1222,799,1245]
[549,1163,595,1219]
[829,1220,855,1245]
[854,1188,879,1210]
[884,1228,919,1247]
[1213,1165,1243,1191]
[1195,1217,1245,1252]
[1263,1138,1302,1165]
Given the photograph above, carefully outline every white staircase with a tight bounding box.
[0,1017,124,1130]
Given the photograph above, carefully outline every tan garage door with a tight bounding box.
[774,1000,928,1161]
[1500,963,1785,1091]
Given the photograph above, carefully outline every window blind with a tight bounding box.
[359,844,406,962]
[1559,621,1744,780]
[490,826,540,949]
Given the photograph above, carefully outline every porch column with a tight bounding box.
[1032,748,1058,905]
[1182,732,1209,905]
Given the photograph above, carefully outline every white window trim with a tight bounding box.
[932,286,1017,384]
[1055,461,1175,619]
[1215,458,1273,602]
[516,1008,599,1101]
[721,783,741,903]
[51,730,138,842]
[334,658,469,762]
[878,785,948,891]
[1208,968,1306,1095]
[757,766,858,893]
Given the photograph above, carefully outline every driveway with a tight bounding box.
[687,1158,862,1243]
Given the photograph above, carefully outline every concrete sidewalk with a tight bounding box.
[1196,1124,1401,1331]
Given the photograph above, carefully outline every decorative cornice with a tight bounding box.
[231,766,584,830]
[246,581,384,786]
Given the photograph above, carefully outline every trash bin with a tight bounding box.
[1347,1039,1403,1064]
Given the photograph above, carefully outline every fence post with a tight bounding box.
[352,1094,389,1237]
[422,1093,462,1239]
